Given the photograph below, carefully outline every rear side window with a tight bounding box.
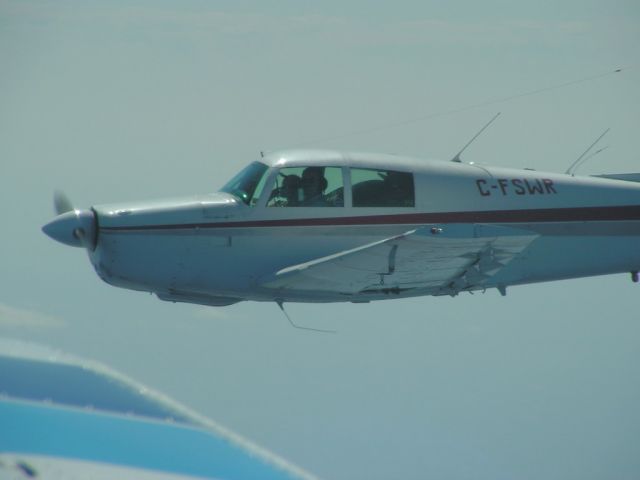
[351,168,414,207]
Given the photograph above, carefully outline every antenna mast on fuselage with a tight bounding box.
[450,112,501,163]
[565,128,610,176]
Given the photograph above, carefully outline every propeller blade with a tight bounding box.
[54,190,74,215]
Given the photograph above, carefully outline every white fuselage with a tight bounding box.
[83,150,640,305]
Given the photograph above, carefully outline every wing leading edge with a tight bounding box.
[262,224,538,297]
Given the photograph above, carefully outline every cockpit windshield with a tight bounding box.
[220,161,269,206]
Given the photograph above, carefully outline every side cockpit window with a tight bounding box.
[351,168,415,207]
[267,166,344,207]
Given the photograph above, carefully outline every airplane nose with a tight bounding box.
[42,209,97,250]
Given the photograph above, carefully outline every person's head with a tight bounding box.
[301,167,326,200]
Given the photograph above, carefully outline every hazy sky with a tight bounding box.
[2,1,640,479]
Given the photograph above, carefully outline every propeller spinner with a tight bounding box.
[42,192,97,250]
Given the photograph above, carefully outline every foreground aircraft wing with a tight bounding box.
[0,339,317,480]
[263,224,538,296]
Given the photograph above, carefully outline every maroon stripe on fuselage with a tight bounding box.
[99,205,640,232]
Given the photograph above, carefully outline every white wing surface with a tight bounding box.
[263,224,538,296]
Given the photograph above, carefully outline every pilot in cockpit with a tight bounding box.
[281,174,302,206]
[301,167,327,206]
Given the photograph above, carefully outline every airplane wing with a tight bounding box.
[0,339,317,480]
[263,224,538,296]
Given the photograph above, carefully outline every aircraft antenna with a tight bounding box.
[571,146,610,175]
[276,301,336,334]
[451,112,501,163]
[565,128,610,175]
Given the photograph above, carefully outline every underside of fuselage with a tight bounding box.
[88,219,640,306]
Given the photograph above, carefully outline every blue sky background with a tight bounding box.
[2,1,640,478]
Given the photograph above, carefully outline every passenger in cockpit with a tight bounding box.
[301,167,328,206]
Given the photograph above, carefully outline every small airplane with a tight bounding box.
[43,144,640,307]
